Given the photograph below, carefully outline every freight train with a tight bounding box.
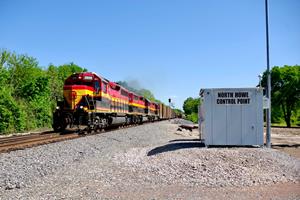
[52,72,175,132]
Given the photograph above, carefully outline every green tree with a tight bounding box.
[6,53,42,98]
[183,97,200,115]
[57,62,87,83]
[0,50,10,84]
[0,87,26,132]
[261,65,300,127]
[47,64,62,104]
[183,97,200,123]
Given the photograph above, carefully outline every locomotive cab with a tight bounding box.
[63,72,101,111]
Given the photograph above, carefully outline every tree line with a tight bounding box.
[182,65,300,127]
[0,50,170,134]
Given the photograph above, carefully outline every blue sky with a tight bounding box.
[0,0,299,109]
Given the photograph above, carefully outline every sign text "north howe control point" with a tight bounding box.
[216,92,251,105]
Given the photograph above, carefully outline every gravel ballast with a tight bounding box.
[113,147,300,187]
[0,119,299,199]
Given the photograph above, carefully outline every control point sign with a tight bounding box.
[216,91,251,105]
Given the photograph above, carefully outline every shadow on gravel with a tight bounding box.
[169,139,203,143]
[272,144,300,148]
[147,142,205,156]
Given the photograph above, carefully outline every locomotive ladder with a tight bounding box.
[85,95,96,111]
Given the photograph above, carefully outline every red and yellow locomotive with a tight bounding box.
[52,72,173,132]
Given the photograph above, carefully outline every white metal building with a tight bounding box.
[199,88,264,146]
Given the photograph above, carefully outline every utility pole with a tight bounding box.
[265,0,271,148]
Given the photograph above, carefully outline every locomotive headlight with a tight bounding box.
[80,106,83,109]
[56,106,60,110]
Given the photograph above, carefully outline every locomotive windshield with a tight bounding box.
[65,76,94,87]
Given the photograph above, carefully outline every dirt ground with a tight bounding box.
[267,127,300,159]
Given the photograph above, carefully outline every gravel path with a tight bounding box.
[0,119,299,199]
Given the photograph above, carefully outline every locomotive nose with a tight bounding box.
[71,91,77,99]
[63,87,83,110]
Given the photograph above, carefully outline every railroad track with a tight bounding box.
[0,132,79,153]
[0,121,162,153]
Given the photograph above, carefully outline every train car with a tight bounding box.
[166,106,170,119]
[147,101,159,121]
[53,72,174,132]
[158,103,173,120]
[107,81,130,124]
[163,104,168,119]
[128,92,147,124]
[159,103,164,119]
[159,103,163,119]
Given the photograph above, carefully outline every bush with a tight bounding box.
[28,96,52,128]
[186,112,198,123]
[0,87,26,133]
[0,105,14,133]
